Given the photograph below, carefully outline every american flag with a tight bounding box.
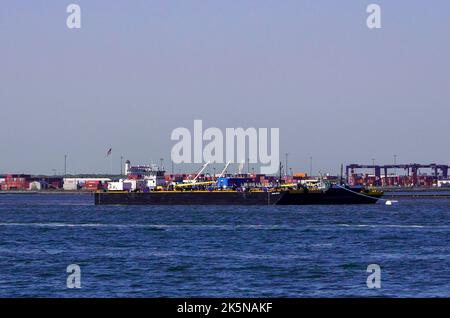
[106,148,112,156]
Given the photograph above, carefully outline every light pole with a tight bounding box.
[285,153,288,177]
[394,155,398,175]
[64,154,67,176]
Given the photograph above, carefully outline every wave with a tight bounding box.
[336,224,436,229]
[0,222,288,230]
[0,222,447,230]
[0,222,167,229]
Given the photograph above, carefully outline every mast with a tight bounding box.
[279,161,283,187]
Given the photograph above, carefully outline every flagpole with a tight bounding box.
[106,147,112,175]
[110,148,113,175]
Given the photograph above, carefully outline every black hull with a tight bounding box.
[94,188,382,205]
[277,188,381,205]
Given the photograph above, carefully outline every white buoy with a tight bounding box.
[385,200,392,206]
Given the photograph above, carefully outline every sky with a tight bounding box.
[0,0,449,175]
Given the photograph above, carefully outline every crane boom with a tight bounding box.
[218,161,232,179]
[193,161,210,182]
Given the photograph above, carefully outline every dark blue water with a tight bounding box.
[0,194,449,297]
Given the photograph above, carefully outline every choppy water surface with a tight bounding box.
[0,194,449,297]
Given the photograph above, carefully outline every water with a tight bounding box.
[0,193,449,297]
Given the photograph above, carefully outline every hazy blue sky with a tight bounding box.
[1,1,449,175]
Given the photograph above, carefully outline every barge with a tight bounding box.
[94,185,383,205]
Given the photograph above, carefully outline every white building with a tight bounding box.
[29,181,42,191]
[438,179,450,187]
[107,180,132,191]
[63,178,78,190]
[107,179,147,191]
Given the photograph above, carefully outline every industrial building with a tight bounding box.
[0,175,110,191]
[0,174,31,190]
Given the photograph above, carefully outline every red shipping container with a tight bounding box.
[83,181,101,190]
